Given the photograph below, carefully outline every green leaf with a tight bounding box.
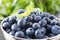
[18,2,34,18]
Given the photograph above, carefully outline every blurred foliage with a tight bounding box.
[0,0,60,20]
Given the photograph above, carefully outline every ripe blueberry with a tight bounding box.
[9,16,17,24]
[39,19,47,26]
[34,16,41,22]
[17,18,26,27]
[9,31,16,36]
[32,23,40,30]
[51,25,60,35]
[35,27,46,39]
[2,22,10,29]
[26,28,34,36]
[15,31,25,38]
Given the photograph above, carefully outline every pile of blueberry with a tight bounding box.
[2,9,60,39]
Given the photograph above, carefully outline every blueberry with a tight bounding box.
[49,15,55,20]
[9,16,17,24]
[26,16,33,22]
[26,28,34,36]
[45,13,50,17]
[34,16,41,22]
[50,19,58,26]
[40,12,45,18]
[15,31,25,38]
[49,33,56,37]
[34,9,40,16]
[43,17,51,24]
[9,31,16,36]
[2,22,10,29]
[11,24,21,31]
[17,18,26,27]
[5,29,11,33]
[18,9,25,14]
[51,25,60,35]
[34,8,40,13]
[32,23,41,30]
[39,19,47,26]
[36,12,41,16]
[26,22,33,27]
[35,27,46,39]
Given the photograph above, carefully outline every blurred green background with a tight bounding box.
[0,0,60,20]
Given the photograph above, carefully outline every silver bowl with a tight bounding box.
[1,16,60,40]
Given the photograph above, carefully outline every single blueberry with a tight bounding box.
[26,27,34,36]
[45,13,50,17]
[32,23,41,30]
[34,16,41,22]
[51,25,60,35]
[36,12,41,16]
[9,15,17,24]
[40,12,46,18]
[34,9,41,16]
[34,8,40,13]
[39,19,47,26]
[15,31,25,38]
[35,27,46,39]
[2,22,11,29]
[9,31,16,36]
[17,18,26,27]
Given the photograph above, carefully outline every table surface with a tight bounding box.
[0,28,5,40]
[0,13,60,40]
